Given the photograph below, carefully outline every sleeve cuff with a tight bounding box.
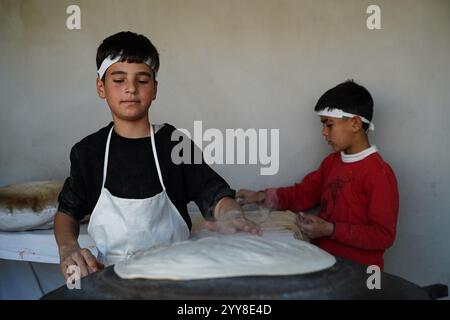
[201,188,236,219]
[331,221,344,241]
[57,205,86,221]
[263,188,279,209]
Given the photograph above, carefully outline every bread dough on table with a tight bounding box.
[0,181,63,231]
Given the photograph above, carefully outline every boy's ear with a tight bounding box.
[351,116,363,132]
[152,80,158,100]
[96,78,106,99]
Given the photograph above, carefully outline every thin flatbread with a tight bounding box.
[114,233,336,280]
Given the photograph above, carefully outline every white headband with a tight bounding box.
[316,107,375,131]
[97,53,155,79]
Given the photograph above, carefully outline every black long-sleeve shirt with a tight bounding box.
[57,122,235,230]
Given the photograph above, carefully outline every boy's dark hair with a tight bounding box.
[314,80,374,131]
[96,31,160,80]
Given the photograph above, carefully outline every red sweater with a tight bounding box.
[267,152,399,269]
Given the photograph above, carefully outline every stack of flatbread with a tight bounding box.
[0,181,62,231]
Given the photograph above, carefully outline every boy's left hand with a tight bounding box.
[205,209,262,235]
[208,196,262,235]
[296,213,334,239]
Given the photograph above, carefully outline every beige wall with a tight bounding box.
[1,0,449,292]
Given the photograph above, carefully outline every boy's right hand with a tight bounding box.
[59,245,104,280]
[236,189,266,205]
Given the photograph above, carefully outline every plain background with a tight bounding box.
[1,0,449,291]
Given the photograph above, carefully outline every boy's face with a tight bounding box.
[96,62,157,122]
[320,116,357,153]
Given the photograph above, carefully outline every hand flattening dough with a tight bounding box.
[190,209,308,241]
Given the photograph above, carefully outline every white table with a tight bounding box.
[0,211,203,299]
[0,212,201,299]
[0,224,96,300]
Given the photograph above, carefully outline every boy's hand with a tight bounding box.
[59,245,104,281]
[210,196,262,235]
[296,213,334,240]
[205,209,262,235]
[236,189,265,205]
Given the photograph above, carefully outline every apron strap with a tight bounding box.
[102,126,114,188]
[102,125,166,191]
[150,124,166,191]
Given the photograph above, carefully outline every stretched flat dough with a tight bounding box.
[190,210,308,241]
[114,233,335,280]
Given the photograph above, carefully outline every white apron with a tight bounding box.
[87,125,190,266]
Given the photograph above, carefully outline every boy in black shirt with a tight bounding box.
[55,31,259,279]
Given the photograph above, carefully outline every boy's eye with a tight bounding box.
[138,80,150,84]
[113,79,124,83]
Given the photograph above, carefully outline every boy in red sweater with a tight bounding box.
[237,80,399,269]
